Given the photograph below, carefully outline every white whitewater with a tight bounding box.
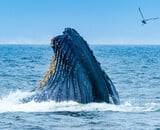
[0,90,159,113]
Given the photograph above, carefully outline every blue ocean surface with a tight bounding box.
[0,44,159,130]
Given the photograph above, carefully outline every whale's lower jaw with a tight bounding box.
[23,28,120,105]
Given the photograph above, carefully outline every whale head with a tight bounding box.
[24,28,120,105]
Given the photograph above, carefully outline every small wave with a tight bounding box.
[0,90,159,113]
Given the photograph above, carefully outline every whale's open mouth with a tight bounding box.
[37,55,56,88]
[24,28,120,105]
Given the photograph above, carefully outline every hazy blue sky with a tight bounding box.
[0,0,160,44]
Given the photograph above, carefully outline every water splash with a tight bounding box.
[0,90,159,113]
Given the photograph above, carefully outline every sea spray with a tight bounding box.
[0,90,159,113]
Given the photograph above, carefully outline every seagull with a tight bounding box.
[138,7,159,25]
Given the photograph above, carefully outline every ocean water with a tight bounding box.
[0,44,159,130]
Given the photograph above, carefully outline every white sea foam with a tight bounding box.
[0,90,159,113]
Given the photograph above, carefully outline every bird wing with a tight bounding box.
[139,7,145,20]
[145,17,159,21]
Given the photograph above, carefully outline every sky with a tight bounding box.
[0,0,160,45]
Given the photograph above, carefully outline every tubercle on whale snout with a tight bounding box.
[50,35,68,51]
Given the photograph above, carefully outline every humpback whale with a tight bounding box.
[23,28,120,105]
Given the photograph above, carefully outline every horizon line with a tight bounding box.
[0,42,160,46]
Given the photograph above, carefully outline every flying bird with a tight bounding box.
[138,7,159,25]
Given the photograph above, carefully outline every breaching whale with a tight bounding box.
[23,28,120,105]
